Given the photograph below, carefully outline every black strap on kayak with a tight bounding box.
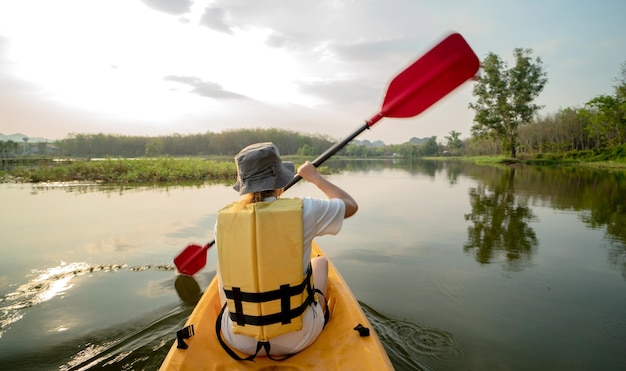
[215,303,297,362]
[176,325,195,349]
[353,323,371,337]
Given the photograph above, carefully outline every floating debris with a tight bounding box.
[128,265,175,272]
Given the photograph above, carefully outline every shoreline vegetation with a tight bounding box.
[430,154,626,171]
[1,149,624,184]
[2,121,625,183]
[0,156,330,184]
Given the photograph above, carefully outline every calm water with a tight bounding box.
[1,159,625,370]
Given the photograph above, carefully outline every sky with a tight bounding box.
[0,0,625,145]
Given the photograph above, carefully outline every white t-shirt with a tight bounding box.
[215,197,345,356]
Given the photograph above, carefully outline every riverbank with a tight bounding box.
[1,158,236,184]
[455,156,626,171]
[424,146,625,171]
[464,145,626,170]
[2,149,625,184]
[0,156,332,184]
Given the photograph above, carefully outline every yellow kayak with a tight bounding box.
[161,242,393,370]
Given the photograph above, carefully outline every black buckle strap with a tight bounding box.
[224,265,314,326]
[224,266,313,303]
[216,303,297,362]
[227,295,313,326]
[280,284,291,324]
[232,287,245,326]
[176,325,195,349]
[216,304,257,361]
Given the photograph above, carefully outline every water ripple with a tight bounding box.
[361,303,463,371]
[58,305,189,371]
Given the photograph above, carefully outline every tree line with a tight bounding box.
[3,127,442,159]
[48,128,340,158]
[466,49,625,158]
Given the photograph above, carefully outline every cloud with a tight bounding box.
[164,75,248,99]
[140,0,193,15]
[192,0,441,99]
[0,34,16,74]
[199,7,233,35]
[332,38,418,62]
[298,79,381,107]
[198,1,374,52]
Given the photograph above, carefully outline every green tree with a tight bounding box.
[0,141,6,159]
[38,141,48,155]
[618,62,626,144]
[585,95,622,147]
[421,136,439,156]
[444,130,463,155]
[469,48,547,158]
[296,144,315,156]
[145,138,164,157]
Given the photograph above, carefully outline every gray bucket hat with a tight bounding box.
[232,142,295,195]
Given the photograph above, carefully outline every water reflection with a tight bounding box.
[0,263,174,339]
[334,159,626,277]
[463,168,539,270]
[23,160,626,277]
[174,275,203,306]
[451,161,626,276]
[28,179,230,195]
[327,158,446,178]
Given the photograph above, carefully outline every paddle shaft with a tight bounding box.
[284,114,383,190]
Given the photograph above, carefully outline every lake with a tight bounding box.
[1,159,625,370]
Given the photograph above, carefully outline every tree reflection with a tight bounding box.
[463,168,538,270]
[577,177,626,278]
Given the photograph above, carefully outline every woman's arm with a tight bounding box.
[297,161,358,218]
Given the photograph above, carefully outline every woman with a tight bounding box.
[215,142,357,360]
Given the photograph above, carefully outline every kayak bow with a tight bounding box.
[161,242,393,370]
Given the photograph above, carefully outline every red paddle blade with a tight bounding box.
[380,33,479,120]
[174,243,208,276]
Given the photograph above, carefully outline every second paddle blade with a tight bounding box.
[174,244,208,276]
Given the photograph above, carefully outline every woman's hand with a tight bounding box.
[297,161,358,218]
[297,161,322,183]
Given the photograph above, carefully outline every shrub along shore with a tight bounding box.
[0,156,329,184]
[449,156,626,170]
[2,158,236,184]
[1,151,624,184]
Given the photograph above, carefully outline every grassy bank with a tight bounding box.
[437,156,626,171]
[2,147,625,184]
[2,158,237,183]
[435,145,626,171]
[0,156,334,184]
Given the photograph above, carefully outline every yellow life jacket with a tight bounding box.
[217,198,315,342]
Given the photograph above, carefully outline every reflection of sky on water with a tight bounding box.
[0,261,177,340]
[1,262,91,337]
[0,183,231,268]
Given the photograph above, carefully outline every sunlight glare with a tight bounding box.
[0,0,320,123]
